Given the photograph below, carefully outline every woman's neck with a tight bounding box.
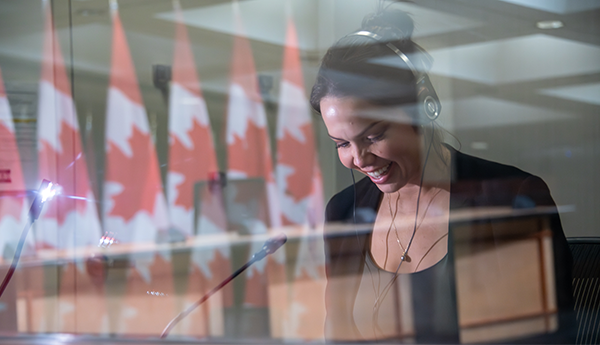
[407,142,451,191]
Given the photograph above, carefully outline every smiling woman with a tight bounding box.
[311,7,575,344]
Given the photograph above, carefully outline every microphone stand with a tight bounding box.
[160,233,287,339]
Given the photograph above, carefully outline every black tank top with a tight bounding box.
[353,241,460,343]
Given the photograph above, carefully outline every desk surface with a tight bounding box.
[0,333,318,345]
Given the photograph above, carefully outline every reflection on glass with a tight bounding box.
[0,0,597,343]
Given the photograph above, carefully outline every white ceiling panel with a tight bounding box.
[0,22,233,89]
[498,0,600,14]
[155,0,481,51]
[155,0,320,51]
[452,96,573,130]
[429,34,600,85]
[0,31,43,65]
[330,0,481,40]
[539,82,600,106]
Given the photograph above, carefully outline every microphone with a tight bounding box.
[0,180,59,298]
[251,232,287,261]
[160,233,287,338]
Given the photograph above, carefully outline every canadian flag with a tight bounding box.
[275,18,326,340]
[225,1,284,309]
[36,0,101,251]
[167,0,231,337]
[276,19,321,227]
[104,1,168,246]
[0,67,31,262]
[35,0,105,333]
[167,0,219,238]
[104,1,174,335]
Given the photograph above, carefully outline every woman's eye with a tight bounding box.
[367,133,385,142]
[335,142,349,149]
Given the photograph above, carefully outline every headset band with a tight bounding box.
[350,30,419,76]
[347,30,440,122]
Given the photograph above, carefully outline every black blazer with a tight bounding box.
[323,147,575,343]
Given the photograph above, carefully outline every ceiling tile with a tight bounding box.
[429,34,600,85]
[453,96,573,130]
[155,0,481,51]
[156,0,320,50]
[539,83,600,106]
[499,0,600,14]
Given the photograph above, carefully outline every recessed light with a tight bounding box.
[470,142,489,150]
[536,20,564,29]
[76,8,105,17]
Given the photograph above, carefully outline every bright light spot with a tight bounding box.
[470,142,489,150]
[40,182,61,203]
[146,290,168,297]
[98,233,117,248]
[536,20,564,29]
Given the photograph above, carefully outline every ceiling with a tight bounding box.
[0,0,598,126]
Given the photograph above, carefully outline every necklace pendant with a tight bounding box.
[402,254,412,263]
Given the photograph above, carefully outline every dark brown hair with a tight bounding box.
[310,9,425,116]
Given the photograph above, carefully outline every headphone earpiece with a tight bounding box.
[416,74,441,123]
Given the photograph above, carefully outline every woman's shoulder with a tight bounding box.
[450,146,531,181]
[449,146,555,207]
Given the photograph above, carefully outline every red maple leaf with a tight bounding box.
[228,120,273,179]
[169,119,217,210]
[106,126,162,222]
[38,121,91,225]
[277,123,315,202]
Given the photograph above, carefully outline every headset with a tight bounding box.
[349,30,441,125]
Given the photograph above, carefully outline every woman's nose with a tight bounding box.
[352,145,373,168]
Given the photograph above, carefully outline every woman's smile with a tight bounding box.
[365,162,391,180]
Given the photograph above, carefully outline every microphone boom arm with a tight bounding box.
[160,233,287,339]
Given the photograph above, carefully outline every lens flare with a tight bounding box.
[40,182,62,203]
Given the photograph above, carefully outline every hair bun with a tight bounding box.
[361,9,414,41]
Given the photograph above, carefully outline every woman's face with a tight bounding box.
[321,96,423,194]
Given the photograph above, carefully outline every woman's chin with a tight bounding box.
[373,175,406,194]
[375,183,402,194]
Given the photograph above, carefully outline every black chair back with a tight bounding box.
[569,237,600,345]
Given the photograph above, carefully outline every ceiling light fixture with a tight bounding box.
[536,20,564,29]
[76,8,105,17]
